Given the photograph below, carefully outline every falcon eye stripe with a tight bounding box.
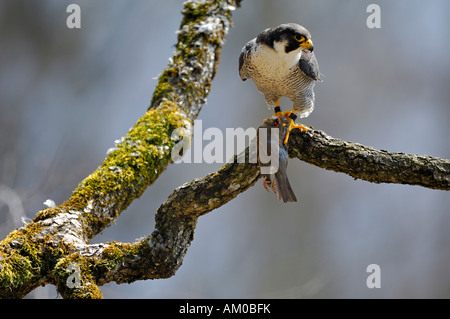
[294,34,305,43]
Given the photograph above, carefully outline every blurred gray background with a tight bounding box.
[0,0,449,298]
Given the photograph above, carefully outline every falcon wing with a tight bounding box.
[238,50,246,81]
[298,50,321,81]
[238,39,256,81]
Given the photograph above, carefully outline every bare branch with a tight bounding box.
[288,128,450,190]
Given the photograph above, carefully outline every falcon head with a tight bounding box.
[257,23,314,54]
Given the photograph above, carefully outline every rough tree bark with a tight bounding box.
[0,0,448,299]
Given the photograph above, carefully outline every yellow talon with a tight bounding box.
[272,110,308,144]
[283,116,308,144]
[272,99,308,144]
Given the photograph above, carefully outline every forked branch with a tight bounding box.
[0,0,448,299]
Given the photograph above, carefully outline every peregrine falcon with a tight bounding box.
[239,23,321,143]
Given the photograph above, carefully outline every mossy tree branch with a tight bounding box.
[41,126,449,289]
[0,0,241,299]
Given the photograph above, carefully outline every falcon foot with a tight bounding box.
[273,110,308,144]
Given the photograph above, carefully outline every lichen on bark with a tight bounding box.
[0,0,241,299]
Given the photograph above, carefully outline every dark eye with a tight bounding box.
[294,34,306,43]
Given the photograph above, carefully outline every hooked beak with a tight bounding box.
[301,39,314,52]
